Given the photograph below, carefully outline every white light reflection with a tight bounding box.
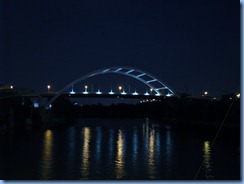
[155,129,160,159]
[165,129,173,175]
[203,141,214,179]
[81,127,91,179]
[95,127,102,166]
[132,128,138,164]
[108,129,115,168]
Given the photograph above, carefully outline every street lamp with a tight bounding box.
[10,85,13,89]
[118,86,122,93]
[85,85,88,92]
[202,91,208,97]
[150,88,153,94]
[236,93,240,98]
[47,85,51,93]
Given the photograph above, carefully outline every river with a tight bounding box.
[0,118,240,180]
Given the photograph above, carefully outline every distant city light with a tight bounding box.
[236,93,240,98]
[33,102,39,108]
[46,104,52,109]
[47,85,51,93]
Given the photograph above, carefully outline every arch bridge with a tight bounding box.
[46,66,177,107]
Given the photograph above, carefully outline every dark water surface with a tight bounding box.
[0,118,240,180]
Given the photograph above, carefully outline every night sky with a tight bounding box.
[0,0,240,97]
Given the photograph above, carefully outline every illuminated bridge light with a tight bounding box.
[144,91,150,96]
[109,90,115,95]
[132,91,138,95]
[115,68,123,72]
[96,90,102,94]
[83,91,89,94]
[166,93,173,97]
[121,90,127,95]
[155,93,161,96]
[70,90,76,94]
[102,69,110,73]
[146,79,157,83]
[136,73,146,78]
[155,87,167,90]
[125,69,134,74]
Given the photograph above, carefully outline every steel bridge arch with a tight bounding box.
[46,66,177,107]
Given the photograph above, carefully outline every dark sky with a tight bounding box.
[0,0,240,97]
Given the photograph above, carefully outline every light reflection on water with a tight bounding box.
[108,129,114,168]
[40,130,53,179]
[148,127,155,179]
[81,127,91,179]
[165,129,172,172]
[94,126,102,173]
[132,128,138,163]
[0,118,239,180]
[115,130,125,179]
[203,141,214,179]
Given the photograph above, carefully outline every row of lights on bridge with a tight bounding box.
[47,84,159,96]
